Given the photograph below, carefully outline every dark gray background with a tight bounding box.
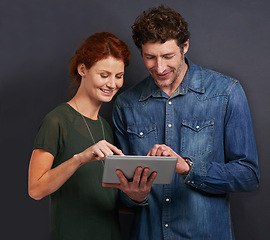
[1,0,269,239]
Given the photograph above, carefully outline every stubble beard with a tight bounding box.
[153,59,185,88]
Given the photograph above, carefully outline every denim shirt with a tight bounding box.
[113,59,259,240]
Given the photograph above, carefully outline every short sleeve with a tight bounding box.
[33,113,63,157]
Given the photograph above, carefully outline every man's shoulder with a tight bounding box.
[205,68,239,96]
[189,60,239,96]
[190,60,237,83]
[117,76,149,102]
[203,67,236,83]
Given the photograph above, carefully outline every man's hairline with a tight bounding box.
[138,38,188,56]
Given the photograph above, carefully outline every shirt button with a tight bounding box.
[166,198,170,202]
[196,125,200,129]
[165,224,169,228]
[168,101,172,105]
[139,132,143,136]
[168,124,172,128]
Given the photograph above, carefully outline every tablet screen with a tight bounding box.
[102,155,177,184]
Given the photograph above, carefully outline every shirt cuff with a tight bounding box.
[120,191,148,207]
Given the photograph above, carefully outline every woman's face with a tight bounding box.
[80,56,125,104]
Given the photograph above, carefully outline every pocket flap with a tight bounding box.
[127,124,156,137]
[182,119,214,132]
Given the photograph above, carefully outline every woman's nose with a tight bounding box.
[106,78,116,89]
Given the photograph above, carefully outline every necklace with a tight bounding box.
[74,100,105,167]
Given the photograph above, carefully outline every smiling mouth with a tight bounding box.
[101,89,114,94]
[158,72,170,77]
[155,71,172,79]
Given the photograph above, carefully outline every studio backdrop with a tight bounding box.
[1,0,269,239]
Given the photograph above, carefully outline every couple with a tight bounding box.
[28,5,259,240]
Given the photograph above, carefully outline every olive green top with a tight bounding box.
[33,103,121,240]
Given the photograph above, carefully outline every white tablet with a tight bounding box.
[102,155,177,184]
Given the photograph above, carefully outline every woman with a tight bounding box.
[28,32,130,240]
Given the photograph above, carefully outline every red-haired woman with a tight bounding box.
[28,32,130,240]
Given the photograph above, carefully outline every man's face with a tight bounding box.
[141,39,189,94]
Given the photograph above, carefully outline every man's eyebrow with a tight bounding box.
[163,53,175,57]
[143,52,175,56]
[143,53,155,56]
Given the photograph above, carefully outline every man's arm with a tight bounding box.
[188,82,259,194]
[148,83,259,194]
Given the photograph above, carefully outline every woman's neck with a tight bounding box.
[67,96,101,120]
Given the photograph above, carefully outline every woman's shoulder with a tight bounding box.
[42,103,75,126]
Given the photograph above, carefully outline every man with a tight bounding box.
[112,5,259,240]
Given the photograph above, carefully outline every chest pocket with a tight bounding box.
[181,119,214,158]
[127,124,157,155]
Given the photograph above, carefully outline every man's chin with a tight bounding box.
[154,79,173,88]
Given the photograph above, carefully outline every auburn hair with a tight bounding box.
[69,32,130,91]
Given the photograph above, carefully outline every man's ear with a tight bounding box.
[183,39,189,55]
[77,64,86,77]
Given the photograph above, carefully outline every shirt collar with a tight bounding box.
[186,58,205,94]
[139,58,204,101]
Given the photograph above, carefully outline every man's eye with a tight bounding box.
[164,55,173,59]
[101,74,108,78]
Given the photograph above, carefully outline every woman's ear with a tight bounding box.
[77,64,86,78]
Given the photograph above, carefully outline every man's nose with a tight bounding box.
[156,58,166,73]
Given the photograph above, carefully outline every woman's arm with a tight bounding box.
[28,140,123,200]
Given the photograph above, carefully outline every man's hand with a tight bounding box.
[103,166,157,202]
[147,144,190,175]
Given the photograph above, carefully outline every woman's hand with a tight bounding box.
[77,140,124,165]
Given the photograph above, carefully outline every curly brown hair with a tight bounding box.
[69,32,130,92]
[132,5,190,51]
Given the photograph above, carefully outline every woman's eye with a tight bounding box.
[116,75,124,79]
[100,74,108,78]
